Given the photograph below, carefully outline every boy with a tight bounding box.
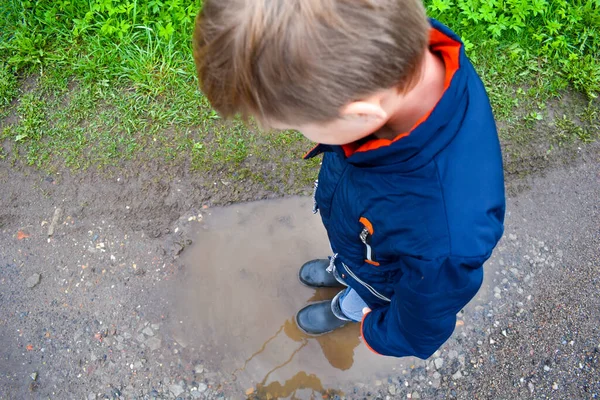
[192,0,505,359]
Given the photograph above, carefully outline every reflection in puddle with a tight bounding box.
[170,197,407,398]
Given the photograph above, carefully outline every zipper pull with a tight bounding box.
[360,227,369,245]
[359,217,379,266]
[326,253,338,273]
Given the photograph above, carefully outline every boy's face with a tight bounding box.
[270,96,390,145]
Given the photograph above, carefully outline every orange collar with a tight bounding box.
[340,27,461,158]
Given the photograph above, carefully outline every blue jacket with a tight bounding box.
[304,20,505,359]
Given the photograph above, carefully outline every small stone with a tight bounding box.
[375,380,382,386]
[452,371,463,380]
[142,327,154,337]
[133,361,143,369]
[245,387,255,396]
[448,350,458,359]
[191,390,203,399]
[146,337,162,351]
[434,358,444,370]
[433,372,441,380]
[197,383,208,393]
[194,365,204,374]
[528,382,535,393]
[544,365,550,372]
[47,208,62,236]
[136,333,146,342]
[26,274,41,289]
[151,324,160,331]
[490,338,496,344]
[552,382,559,390]
[170,384,184,396]
[509,234,517,241]
[412,392,420,399]
[388,385,396,395]
[30,372,38,381]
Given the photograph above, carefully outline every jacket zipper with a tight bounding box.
[341,262,391,303]
[312,180,319,214]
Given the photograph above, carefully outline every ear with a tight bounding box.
[340,101,387,122]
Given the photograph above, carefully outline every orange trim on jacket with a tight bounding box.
[361,311,381,355]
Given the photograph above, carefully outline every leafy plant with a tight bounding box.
[0,64,18,107]
[426,0,600,98]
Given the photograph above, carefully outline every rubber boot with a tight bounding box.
[298,259,346,288]
[296,291,351,335]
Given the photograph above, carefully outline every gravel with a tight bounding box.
[25,273,41,289]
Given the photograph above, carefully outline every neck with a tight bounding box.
[374,50,446,139]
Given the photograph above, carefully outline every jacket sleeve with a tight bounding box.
[361,255,486,359]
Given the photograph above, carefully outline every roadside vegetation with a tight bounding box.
[0,0,598,190]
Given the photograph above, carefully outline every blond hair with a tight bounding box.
[193,0,429,126]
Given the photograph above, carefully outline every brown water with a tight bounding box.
[169,197,412,399]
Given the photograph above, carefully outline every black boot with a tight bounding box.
[296,291,351,335]
[298,259,346,288]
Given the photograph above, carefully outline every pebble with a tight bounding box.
[146,337,162,351]
[194,365,204,374]
[197,383,208,393]
[142,327,154,337]
[528,382,535,393]
[412,392,420,399]
[448,350,458,359]
[191,390,203,399]
[47,208,62,236]
[30,372,38,381]
[26,273,41,289]
[509,234,517,241]
[433,372,441,380]
[375,380,382,386]
[434,358,444,370]
[544,365,550,372]
[170,384,184,396]
[388,385,396,395]
[452,371,463,380]
[136,333,146,342]
[552,383,559,390]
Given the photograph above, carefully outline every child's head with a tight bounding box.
[193,0,430,144]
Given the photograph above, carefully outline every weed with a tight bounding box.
[0,64,18,108]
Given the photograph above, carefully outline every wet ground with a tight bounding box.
[0,144,599,399]
[163,198,406,398]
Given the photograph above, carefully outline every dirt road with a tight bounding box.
[1,145,598,399]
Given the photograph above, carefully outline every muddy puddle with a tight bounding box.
[167,197,412,399]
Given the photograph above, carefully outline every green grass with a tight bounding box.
[0,0,599,192]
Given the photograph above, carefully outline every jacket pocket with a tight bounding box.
[359,217,380,267]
